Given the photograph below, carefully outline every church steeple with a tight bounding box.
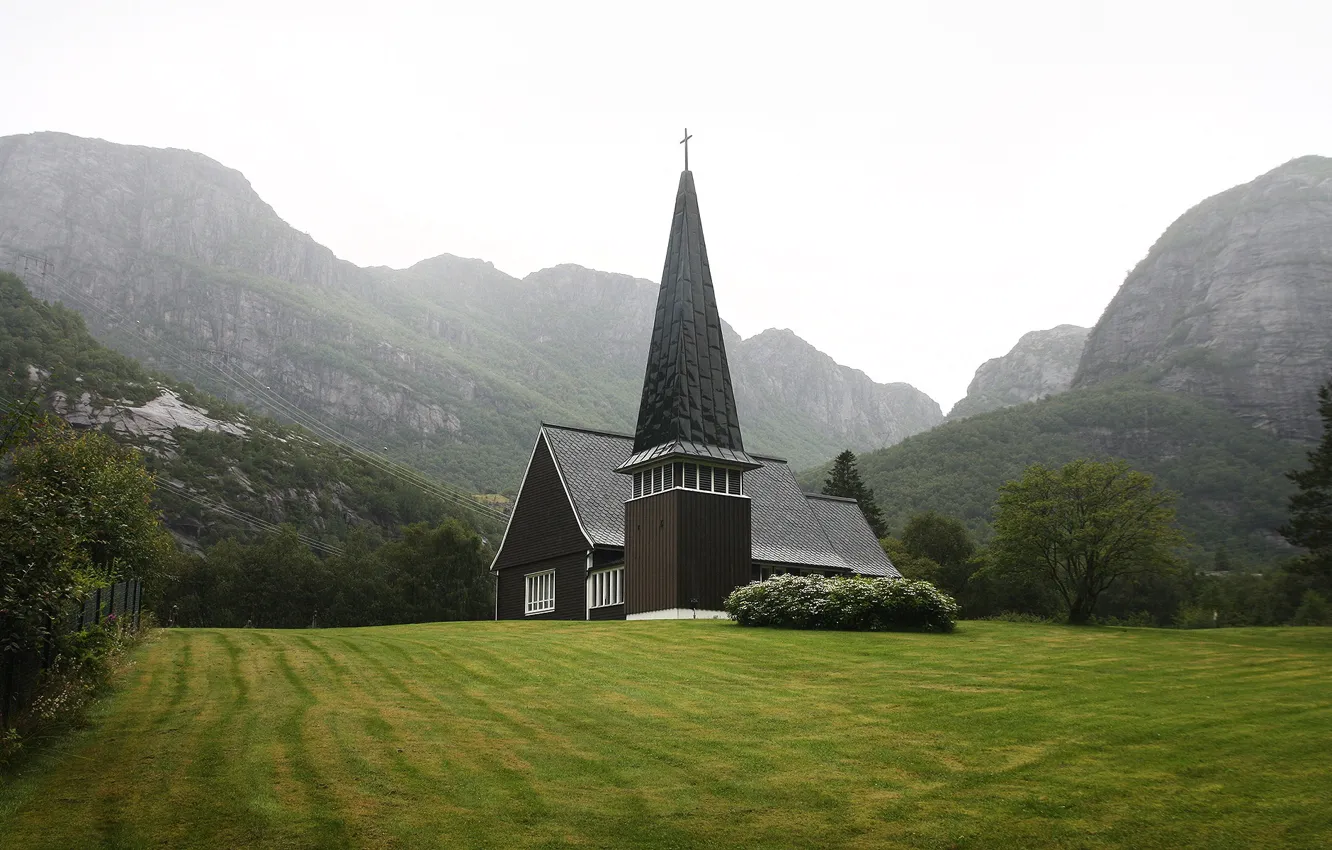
[620,167,758,472]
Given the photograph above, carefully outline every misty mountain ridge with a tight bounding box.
[947,324,1090,421]
[0,131,942,491]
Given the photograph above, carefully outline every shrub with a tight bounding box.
[1291,591,1332,626]
[724,575,958,632]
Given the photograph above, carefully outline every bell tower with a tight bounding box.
[617,154,758,619]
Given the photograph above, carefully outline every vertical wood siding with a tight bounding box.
[624,492,679,615]
[677,491,752,611]
[493,434,589,571]
[588,603,625,621]
[496,551,588,620]
[624,490,752,614]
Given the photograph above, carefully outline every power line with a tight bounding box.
[156,478,345,557]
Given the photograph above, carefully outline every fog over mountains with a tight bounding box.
[0,132,941,491]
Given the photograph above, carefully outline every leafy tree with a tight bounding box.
[1283,380,1332,591]
[900,511,976,597]
[879,537,943,585]
[1291,590,1332,626]
[1,418,172,725]
[823,449,887,538]
[991,459,1184,625]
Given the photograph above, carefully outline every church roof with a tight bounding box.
[541,423,898,577]
[806,495,898,577]
[627,170,753,468]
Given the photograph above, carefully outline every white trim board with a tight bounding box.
[626,608,730,621]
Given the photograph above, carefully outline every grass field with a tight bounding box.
[1,621,1330,849]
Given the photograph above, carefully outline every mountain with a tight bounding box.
[947,324,1089,420]
[1075,156,1332,441]
[0,131,942,491]
[0,271,492,549]
[731,328,944,459]
[798,378,1303,565]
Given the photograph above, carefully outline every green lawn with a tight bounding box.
[2,622,1330,849]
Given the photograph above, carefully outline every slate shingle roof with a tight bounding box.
[805,494,900,577]
[541,423,892,576]
[632,170,749,457]
[541,424,633,547]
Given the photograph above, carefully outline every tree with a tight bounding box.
[879,537,943,585]
[900,511,976,597]
[1283,380,1332,591]
[991,459,1184,625]
[1,419,172,726]
[823,449,887,538]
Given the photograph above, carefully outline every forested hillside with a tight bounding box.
[0,271,499,550]
[0,131,942,491]
[800,377,1305,565]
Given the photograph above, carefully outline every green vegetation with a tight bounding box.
[1283,380,1332,592]
[161,521,492,628]
[725,574,958,631]
[2,622,1330,848]
[0,417,168,747]
[895,511,976,598]
[822,449,886,538]
[802,378,1304,565]
[0,271,498,549]
[992,460,1185,624]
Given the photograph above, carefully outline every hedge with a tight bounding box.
[724,574,959,632]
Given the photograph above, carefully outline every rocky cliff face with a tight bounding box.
[948,325,1089,420]
[731,329,942,451]
[0,131,941,487]
[1075,156,1332,440]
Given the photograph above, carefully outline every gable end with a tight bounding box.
[491,431,591,571]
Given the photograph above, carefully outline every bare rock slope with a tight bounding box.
[0,131,940,487]
[948,325,1089,420]
[1075,156,1332,440]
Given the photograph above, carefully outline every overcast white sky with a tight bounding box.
[2,0,1329,409]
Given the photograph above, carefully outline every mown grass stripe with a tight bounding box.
[2,622,1330,849]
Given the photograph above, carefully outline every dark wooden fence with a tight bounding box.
[1,580,145,731]
[73,579,145,631]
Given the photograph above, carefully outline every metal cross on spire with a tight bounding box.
[680,128,693,171]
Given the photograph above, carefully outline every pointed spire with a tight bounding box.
[621,169,755,471]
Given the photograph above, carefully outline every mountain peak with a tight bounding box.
[1075,154,1332,440]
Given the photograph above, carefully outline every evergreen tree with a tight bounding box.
[1283,380,1332,590]
[823,449,887,538]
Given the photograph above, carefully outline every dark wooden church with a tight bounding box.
[491,165,897,620]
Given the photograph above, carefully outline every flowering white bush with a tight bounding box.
[724,574,959,632]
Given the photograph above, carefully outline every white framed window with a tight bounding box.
[588,566,624,609]
[525,569,555,615]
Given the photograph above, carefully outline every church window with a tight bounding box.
[684,463,697,488]
[664,463,674,489]
[589,566,624,608]
[728,469,742,495]
[525,569,555,614]
[632,471,643,499]
[652,465,663,493]
[700,465,713,492]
